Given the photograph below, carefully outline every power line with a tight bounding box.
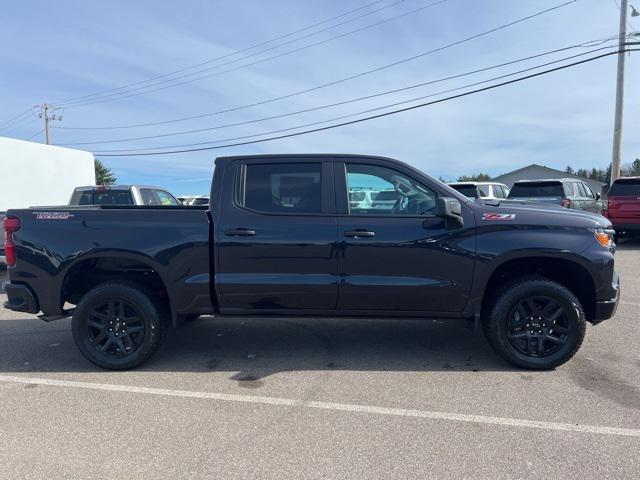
[0,116,39,136]
[59,38,619,146]
[95,48,637,157]
[0,108,37,132]
[58,0,450,109]
[24,128,45,141]
[91,47,618,153]
[54,0,393,105]
[57,0,577,125]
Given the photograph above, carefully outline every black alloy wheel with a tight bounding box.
[73,282,167,370]
[483,278,586,370]
[86,299,146,358]
[506,296,570,358]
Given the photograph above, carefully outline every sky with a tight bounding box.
[1,0,639,195]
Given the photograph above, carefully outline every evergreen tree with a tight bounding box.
[94,159,117,185]
[457,173,491,182]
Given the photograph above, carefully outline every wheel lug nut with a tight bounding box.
[538,330,542,334]
[530,331,534,334]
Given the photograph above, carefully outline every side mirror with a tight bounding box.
[436,197,464,229]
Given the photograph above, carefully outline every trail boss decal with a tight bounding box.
[33,212,74,220]
[482,213,516,221]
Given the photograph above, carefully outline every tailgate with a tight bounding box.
[608,196,640,222]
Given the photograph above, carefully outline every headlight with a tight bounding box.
[593,227,615,248]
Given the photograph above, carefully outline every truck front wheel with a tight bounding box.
[483,278,586,370]
[72,282,168,370]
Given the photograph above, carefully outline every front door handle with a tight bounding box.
[344,230,375,238]
[224,228,256,236]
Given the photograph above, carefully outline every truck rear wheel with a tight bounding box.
[72,282,168,370]
[483,278,586,370]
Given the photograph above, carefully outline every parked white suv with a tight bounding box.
[448,182,510,201]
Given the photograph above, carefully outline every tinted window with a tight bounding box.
[242,163,322,214]
[509,182,564,198]
[70,190,133,205]
[493,185,505,199]
[191,198,209,206]
[346,164,437,216]
[608,178,640,196]
[450,185,479,198]
[140,189,160,205]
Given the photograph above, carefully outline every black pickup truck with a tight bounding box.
[2,154,620,370]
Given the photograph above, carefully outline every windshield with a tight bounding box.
[608,179,640,196]
[509,182,563,198]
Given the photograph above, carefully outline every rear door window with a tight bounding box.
[493,185,505,198]
[608,179,640,196]
[508,182,564,198]
[240,163,323,214]
[564,183,578,198]
[477,185,490,197]
[140,189,160,205]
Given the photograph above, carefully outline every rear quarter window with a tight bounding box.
[608,179,640,196]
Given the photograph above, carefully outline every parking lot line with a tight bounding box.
[1,374,639,438]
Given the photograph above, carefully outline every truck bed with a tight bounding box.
[4,205,214,323]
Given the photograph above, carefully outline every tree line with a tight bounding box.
[453,158,640,184]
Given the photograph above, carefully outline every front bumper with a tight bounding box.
[593,272,620,324]
[2,282,40,314]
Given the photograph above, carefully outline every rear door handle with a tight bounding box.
[224,228,256,236]
[344,230,375,238]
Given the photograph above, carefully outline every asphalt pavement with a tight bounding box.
[0,239,638,479]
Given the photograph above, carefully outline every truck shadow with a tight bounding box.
[615,236,640,250]
[0,315,515,376]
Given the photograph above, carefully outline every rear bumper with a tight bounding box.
[2,282,40,314]
[593,272,620,324]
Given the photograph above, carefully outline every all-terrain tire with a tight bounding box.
[72,281,168,370]
[483,277,586,370]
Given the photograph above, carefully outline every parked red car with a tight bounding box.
[603,177,640,240]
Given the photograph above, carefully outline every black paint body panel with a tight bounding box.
[3,154,619,325]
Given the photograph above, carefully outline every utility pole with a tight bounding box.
[36,103,62,144]
[610,0,629,185]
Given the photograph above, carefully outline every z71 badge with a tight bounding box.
[482,213,516,221]
[34,212,74,220]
